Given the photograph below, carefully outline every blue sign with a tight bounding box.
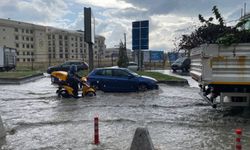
[150,51,164,61]
[132,20,149,50]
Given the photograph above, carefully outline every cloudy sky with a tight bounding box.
[0,0,248,51]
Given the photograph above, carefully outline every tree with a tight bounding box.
[117,41,129,68]
[178,6,250,51]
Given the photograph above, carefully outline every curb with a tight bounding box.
[0,115,5,139]
[0,73,45,85]
[157,79,189,86]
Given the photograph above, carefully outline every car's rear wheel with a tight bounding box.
[138,84,148,92]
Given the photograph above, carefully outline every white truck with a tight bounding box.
[0,46,17,71]
[190,44,250,108]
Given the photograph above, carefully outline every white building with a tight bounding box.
[0,18,106,69]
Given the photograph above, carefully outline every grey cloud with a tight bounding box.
[0,0,70,23]
[121,0,247,18]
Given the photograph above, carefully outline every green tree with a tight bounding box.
[117,41,129,68]
[178,6,250,50]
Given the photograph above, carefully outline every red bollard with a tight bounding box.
[94,117,100,145]
[235,128,242,150]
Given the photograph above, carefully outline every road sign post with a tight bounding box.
[132,20,149,70]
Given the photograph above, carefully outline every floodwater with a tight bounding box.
[0,76,250,150]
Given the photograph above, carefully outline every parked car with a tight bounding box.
[87,68,158,92]
[47,60,88,74]
[171,57,191,72]
[127,62,139,71]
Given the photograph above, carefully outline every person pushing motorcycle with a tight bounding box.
[67,65,81,98]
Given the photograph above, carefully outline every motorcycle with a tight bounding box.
[51,71,96,98]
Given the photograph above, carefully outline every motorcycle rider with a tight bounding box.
[67,65,81,98]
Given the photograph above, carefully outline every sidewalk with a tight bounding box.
[0,73,45,85]
[152,70,199,88]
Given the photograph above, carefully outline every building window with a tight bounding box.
[31,52,34,55]
[27,58,30,62]
[22,36,25,41]
[15,28,18,32]
[52,35,55,39]
[48,35,51,39]
[71,44,74,47]
[30,30,33,34]
[15,35,19,40]
[53,54,56,58]
[16,43,19,48]
[48,41,51,46]
[48,47,51,52]
[17,58,19,62]
[80,37,82,41]
[64,36,68,40]
[53,41,55,45]
[23,44,25,48]
[22,29,24,33]
[26,44,29,49]
[71,37,74,41]
[23,59,25,62]
[59,41,63,46]
[59,35,62,39]
[27,51,30,55]
[2,28,5,31]
[26,29,29,33]
[31,44,33,48]
[17,51,19,55]
[60,54,63,58]
[26,37,29,41]
[31,37,33,41]
[80,43,82,47]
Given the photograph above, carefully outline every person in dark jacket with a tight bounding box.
[67,65,81,98]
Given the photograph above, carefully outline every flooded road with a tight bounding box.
[0,76,250,150]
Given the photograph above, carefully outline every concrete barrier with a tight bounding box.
[130,127,154,150]
[0,115,6,138]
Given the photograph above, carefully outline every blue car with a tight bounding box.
[87,68,158,92]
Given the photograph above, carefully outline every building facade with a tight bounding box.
[0,18,106,69]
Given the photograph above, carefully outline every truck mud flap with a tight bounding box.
[199,92,217,108]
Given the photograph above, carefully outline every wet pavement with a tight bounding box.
[0,76,250,150]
